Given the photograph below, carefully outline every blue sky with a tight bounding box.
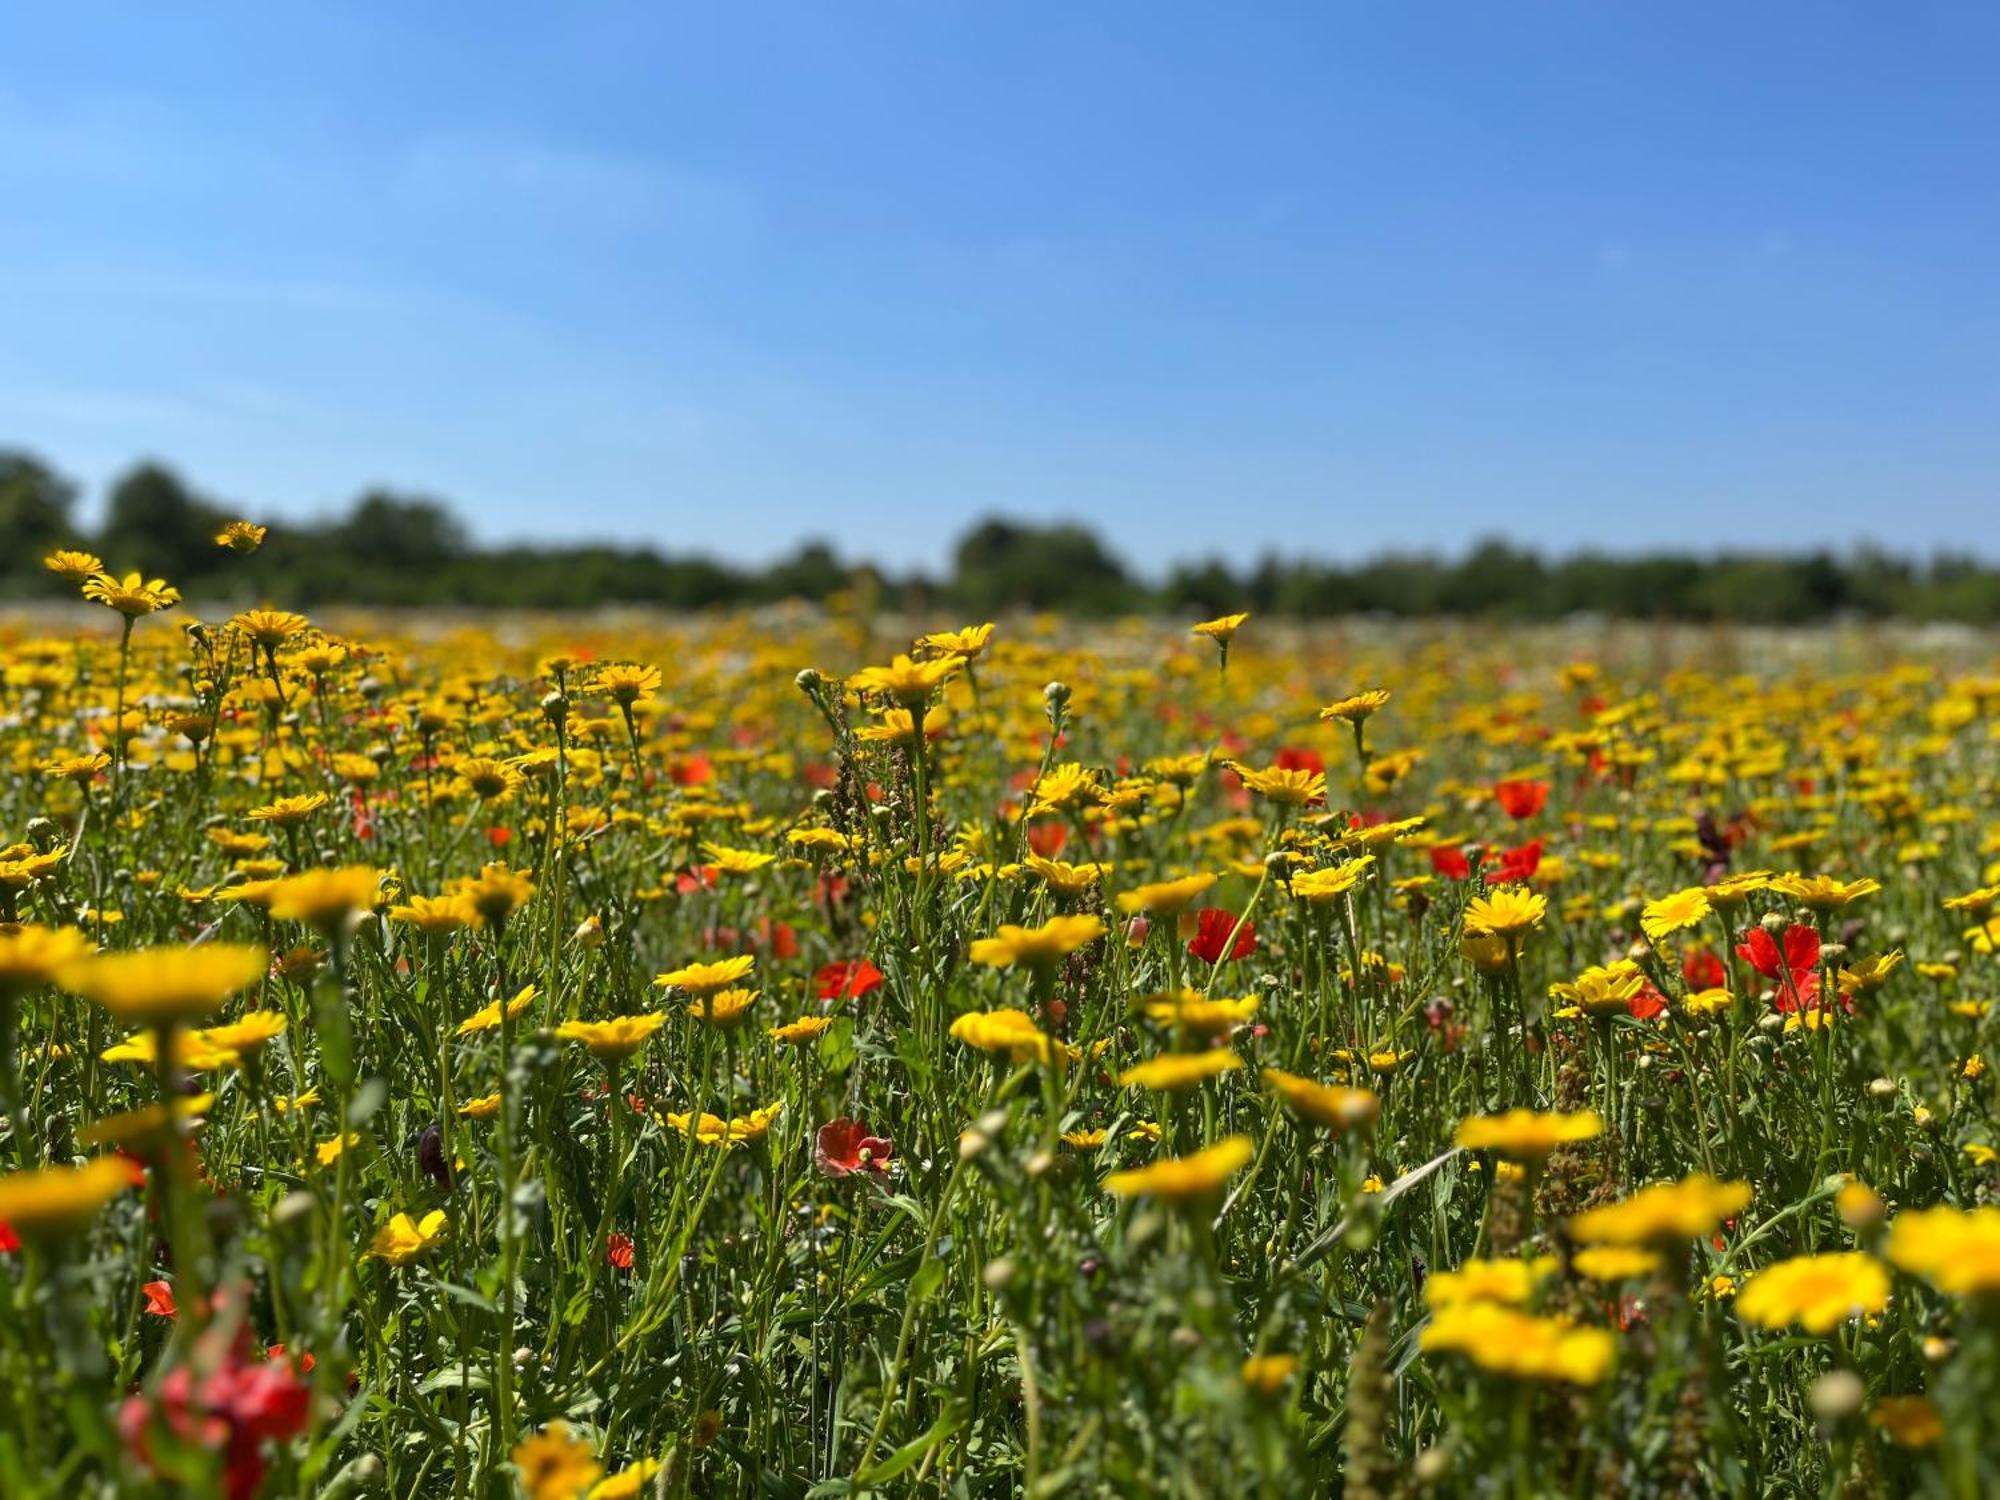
[3,4,1997,572]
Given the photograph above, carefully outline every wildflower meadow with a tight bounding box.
[2,543,1997,1498]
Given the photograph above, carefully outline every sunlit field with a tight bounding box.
[2,559,1998,1497]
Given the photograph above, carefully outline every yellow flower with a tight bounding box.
[1870,1396,1944,1449]
[1419,1302,1614,1385]
[1319,690,1392,724]
[654,955,756,994]
[950,1007,1056,1064]
[82,570,180,617]
[1288,857,1375,905]
[1463,887,1548,941]
[1115,873,1217,916]
[1549,960,1647,1018]
[1769,873,1882,911]
[916,623,995,660]
[0,925,94,999]
[457,984,539,1036]
[1683,987,1734,1017]
[968,914,1106,968]
[368,1209,449,1265]
[1261,1068,1381,1133]
[0,1156,137,1234]
[38,752,112,783]
[1454,1109,1603,1159]
[769,1015,834,1045]
[101,1029,240,1071]
[1119,1050,1240,1091]
[1572,1247,1663,1282]
[60,943,267,1025]
[1883,1205,2000,1297]
[556,1013,667,1060]
[1190,612,1249,645]
[81,1094,216,1147]
[246,792,331,827]
[666,1102,782,1148]
[848,653,960,707]
[214,520,267,552]
[587,1459,663,1500]
[1027,763,1103,815]
[1023,855,1104,896]
[316,1132,363,1167]
[1424,1255,1555,1308]
[231,608,309,649]
[263,866,384,929]
[513,1422,603,1500]
[1569,1175,1753,1245]
[688,987,758,1028]
[1238,1353,1298,1396]
[42,548,105,582]
[1231,764,1325,806]
[452,863,536,926]
[459,1092,502,1119]
[1104,1135,1254,1201]
[1837,950,1904,995]
[455,756,525,802]
[1640,888,1711,942]
[391,893,474,935]
[701,842,777,875]
[593,663,662,706]
[1141,991,1259,1035]
[1736,1252,1889,1333]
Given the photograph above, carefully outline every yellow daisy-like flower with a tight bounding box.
[512,1422,603,1500]
[1882,1205,2000,1297]
[701,842,777,875]
[949,1007,1056,1064]
[1548,960,1647,1018]
[1735,1252,1889,1333]
[1239,1353,1298,1397]
[0,1156,137,1234]
[1027,763,1103,815]
[968,914,1106,969]
[390,893,474,935]
[1190,612,1249,645]
[1023,855,1104,896]
[80,1094,216,1148]
[457,984,539,1036]
[1118,1050,1241,1091]
[1870,1397,1944,1450]
[587,1459,664,1500]
[655,955,757,995]
[42,548,105,582]
[593,663,662,706]
[1115,873,1217,916]
[454,756,526,802]
[1572,1246,1664,1282]
[1424,1255,1555,1308]
[1419,1302,1614,1386]
[1769,873,1883,911]
[556,1013,667,1060]
[916,623,995,660]
[1261,1068,1381,1133]
[688,987,758,1027]
[1454,1109,1602,1159]
[214,519,267,552]
[769,1015,834,1045]
[0,925,94,999]
[82,571,181,617]
[1319,689,1392,723]
[458,1092,503,1119]
[1288,856,1375,905]
[369,1209,449,1266]
[1463,886,1548,942]
[1141,991,1259,1035]
[60,943,267,1025]
[1640,888,1711,943]
[263,866,384,930]
[452,864,537,927]
[1570,1175,1753,1246]
[1104,1135,1254,1201]
[1231,764,1325,806]
[245,792,332,827]
[848,653,960,707]
[230,608,309,649]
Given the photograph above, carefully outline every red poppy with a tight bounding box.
[264,1344,315,1373]
[815,1118,893,1179]
[485,826,512,848]
[1274,746,1326,775]
[0,1222,17,1253]
[1185,908,1256,964]
[670,753,712,786]
[1493,839,1544,884]
[1736,924,1821,1010]
[816,959,885,1003]
[1429,845,1474,882]
[1682,948,1727,989]
[758,918,799,959]
[120,1327,312,1500]
[606,1233,635,1270]
[1026,822,1068,859]
[1493,779,1550,820]
[1627,983,1668,1022]
[142,1280,178,1319]
[676,866,720,894]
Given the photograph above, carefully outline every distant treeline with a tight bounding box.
[5,448,1999,622]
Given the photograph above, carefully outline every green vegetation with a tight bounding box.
[5,448,1997,620]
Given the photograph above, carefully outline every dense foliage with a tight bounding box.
[8,448,2000,621]
[1,550,1998,1496]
